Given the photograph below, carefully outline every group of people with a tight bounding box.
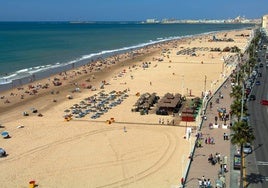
[205,137,215,144]
[223,133,229,140]
[158,118,175,125]
[198,176,212,188]
[208,152,221,165]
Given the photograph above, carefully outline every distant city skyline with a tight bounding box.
[0,0,267,21]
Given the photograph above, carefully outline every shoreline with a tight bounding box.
[0,26,253,92]
[0,28,252,187]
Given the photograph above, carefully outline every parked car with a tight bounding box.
[233,154,241,170]
[249,94,256,101]
[256,81,261,85]
[243,143,252,154]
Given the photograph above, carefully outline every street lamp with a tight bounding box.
[204,75,207,94]
[222,57,225,75]
[240,67,246,121]
[181,155,185,177]
[181,75,184,96]
[241,82,245,121]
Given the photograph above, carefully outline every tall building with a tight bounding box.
[262,14,268,29]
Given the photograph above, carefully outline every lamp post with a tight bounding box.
[222,57,225,75]
[241,83,244,121]
[181,75,184,96]
[181,154,187,187]
[181,155,185,178]
[185,115,188,135]
[240,67,245,121]
[204,75,207,94]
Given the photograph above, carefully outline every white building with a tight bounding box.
[262,14,268,29]
[145,19,159,24]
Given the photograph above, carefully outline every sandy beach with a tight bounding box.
[0,28,252,188]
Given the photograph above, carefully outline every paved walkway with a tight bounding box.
[184,77,236,188]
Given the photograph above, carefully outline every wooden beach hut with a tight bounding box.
[156,93,182,115]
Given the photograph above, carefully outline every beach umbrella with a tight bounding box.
[1,131,9,138]
[31,108,38,113]
[0,148,6,157]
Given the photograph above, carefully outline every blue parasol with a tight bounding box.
[1,131,9,138]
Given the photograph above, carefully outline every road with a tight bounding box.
[246,37,268,188]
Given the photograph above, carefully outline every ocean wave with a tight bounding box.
[16,69,29,73]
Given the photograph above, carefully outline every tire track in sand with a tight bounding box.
[0,125,178,188]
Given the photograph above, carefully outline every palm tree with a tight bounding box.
[231,121,255,188]
[244,57,257,76]
[230,99,247,121]
[230,70,243,85]
[230,85,242,100]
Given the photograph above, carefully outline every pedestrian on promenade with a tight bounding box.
[207,179,211,187]
[204,179,207,187]
[217,153,221,164]
[211,137,214,144]
[198,179,202,187]
[225,133,229,140]
[208,153,213,162]
[224,164,228,172]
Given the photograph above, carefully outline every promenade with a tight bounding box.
[184,77,236,188]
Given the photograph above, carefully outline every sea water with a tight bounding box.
[0,21,254,88]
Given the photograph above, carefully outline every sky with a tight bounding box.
[0,0,267,21]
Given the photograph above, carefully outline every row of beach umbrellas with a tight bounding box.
[64,89,129,119]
